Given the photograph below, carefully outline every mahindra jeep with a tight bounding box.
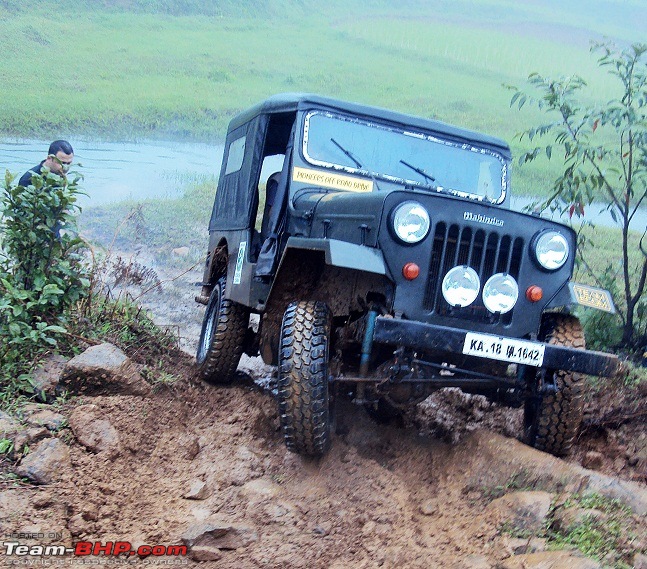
[195,93,619,457]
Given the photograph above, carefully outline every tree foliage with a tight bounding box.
[510,42,647,348]
[0,168,89,404]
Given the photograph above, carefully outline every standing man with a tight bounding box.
[19,140,74,187]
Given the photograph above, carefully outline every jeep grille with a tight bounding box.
[423,223,524,325]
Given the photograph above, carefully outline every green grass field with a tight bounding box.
[0,0,643,195]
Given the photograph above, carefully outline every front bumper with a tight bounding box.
[372,317,620,378]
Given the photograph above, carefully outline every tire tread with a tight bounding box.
[526,314,586,456]
[278,301,331,456]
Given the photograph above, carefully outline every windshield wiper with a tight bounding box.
[399,159,437,186]
[330,138,362,169]
[329,138,383,192]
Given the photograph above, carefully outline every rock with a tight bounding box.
[0,411,21,438]
[633,553,647,569]
[454,432,647,516]
[420,499,437,516]
[190,546,222,562]
[11,427,49,457]
[31,354,67,401]
[503,536,547,555]
[182,437,201,461]
[32,493,55,509]
[23,408,67,431]
[486,491,554,533]
[15,438,71,485]
[552,506,606,532]
[69,405,120,457]
[81,504,100,522]
[68,513,93,537]
[60,343,150,397]
[312,521,332,536]
[171,246,191,257]
[500,551,601,569]
[181,519,258,551]
[184,480,211,500]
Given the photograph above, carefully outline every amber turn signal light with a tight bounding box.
[526,285,543,302]
[402,262,420,280]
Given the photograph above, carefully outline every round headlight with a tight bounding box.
[442,266,480,307]
[483,273,519,314]
[392,201,430,244]
[534,231,569,270]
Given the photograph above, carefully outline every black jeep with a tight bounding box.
[195,93,619,457]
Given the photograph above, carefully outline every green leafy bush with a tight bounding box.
[0,168,89,406]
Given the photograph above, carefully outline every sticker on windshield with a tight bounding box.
[292,167,373,193]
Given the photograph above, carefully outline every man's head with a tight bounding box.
[44,140,74,175]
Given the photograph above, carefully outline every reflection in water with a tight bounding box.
[0,139,224,205]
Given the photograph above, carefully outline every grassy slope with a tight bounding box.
[0,0,642,196]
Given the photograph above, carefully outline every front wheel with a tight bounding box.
[196,276,249,384]
[523,314,586,456]
[278,301,332,457]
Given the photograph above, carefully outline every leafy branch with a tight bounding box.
[509,42,647,348]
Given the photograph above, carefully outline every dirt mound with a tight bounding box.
[572,378,647,485]
[2,356,646,567]
[2,368,500,567]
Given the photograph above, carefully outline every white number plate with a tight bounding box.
[463,332,545,367]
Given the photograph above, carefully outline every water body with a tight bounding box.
[511,197,647,232]
[0,138,223,205]
[1,138,645,230]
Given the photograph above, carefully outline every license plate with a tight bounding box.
[463,332,545,367]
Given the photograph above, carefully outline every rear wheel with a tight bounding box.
[196,276,249,383]
[523,314,586,456]
[278,301,332,456]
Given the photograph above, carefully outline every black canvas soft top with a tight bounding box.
[228,93,511,160]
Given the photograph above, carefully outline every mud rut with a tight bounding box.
[3,250,644,569]
[6,375,523,568]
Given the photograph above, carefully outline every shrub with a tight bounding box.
[0,168,89,406]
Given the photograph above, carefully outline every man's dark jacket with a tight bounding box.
[19,162,45,187]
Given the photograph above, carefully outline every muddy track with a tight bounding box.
[2,363,645,568]
[3,249,643,568]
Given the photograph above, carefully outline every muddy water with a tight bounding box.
[0,138,223,204]
[3,138,644,229]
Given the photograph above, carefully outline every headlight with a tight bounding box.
[534,231,569,270]
[482,273,519,314]
[392,201,430,244]
[442,266,480,307]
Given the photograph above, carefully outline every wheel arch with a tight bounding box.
[259,244,393,365]
[200,238,230,300]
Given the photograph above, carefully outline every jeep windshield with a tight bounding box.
[302,111,507,203]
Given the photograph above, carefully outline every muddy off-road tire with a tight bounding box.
[278,301,332,456]
[524,314,586,456]
[196,276,249,383]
